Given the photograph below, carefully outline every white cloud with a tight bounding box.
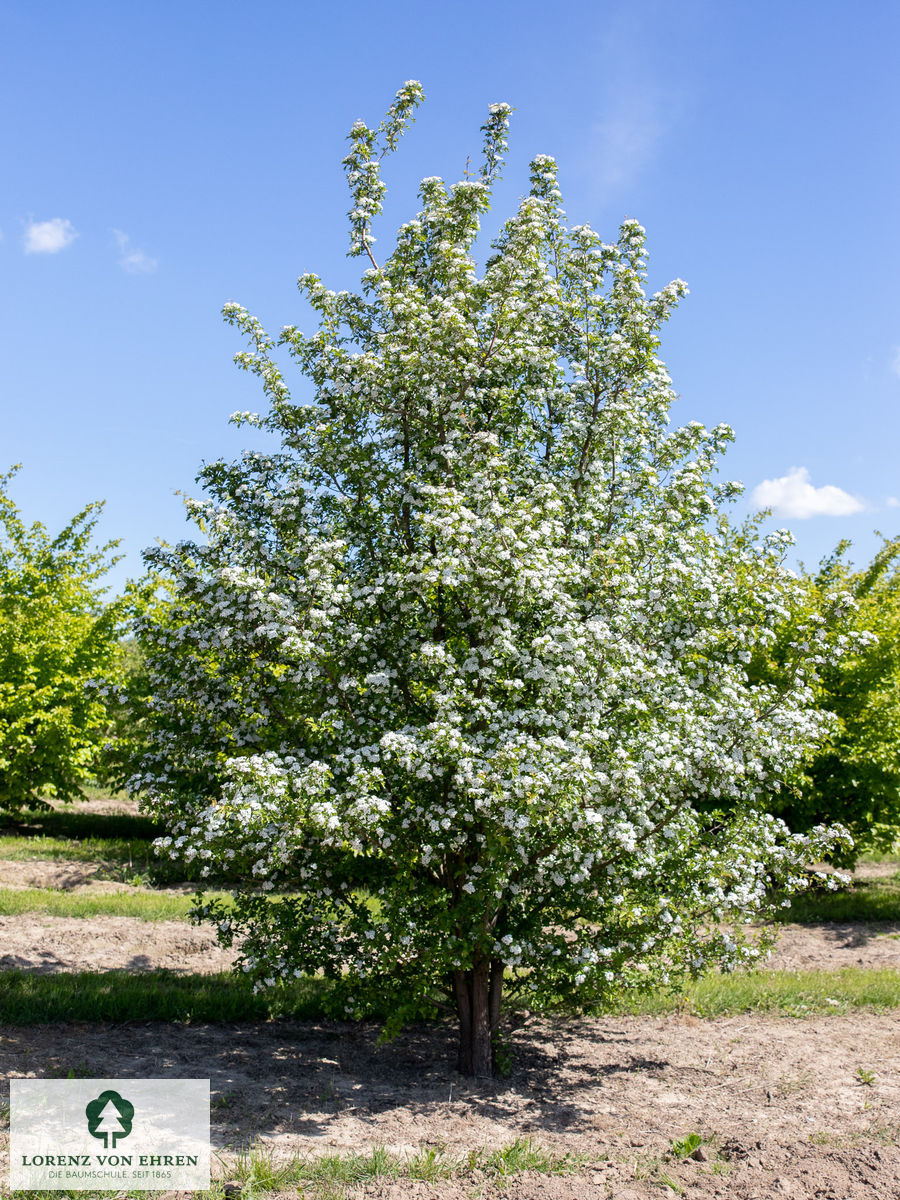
[112,229,157,274]
[23,217,78,254]
[886,496,900,509]
[590,87,665,196]
[580,8,687,200]
[751,467,865,519]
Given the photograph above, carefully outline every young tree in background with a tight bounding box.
[138,84,849,1076]
[0,467,130,812]
[769,537,900,864]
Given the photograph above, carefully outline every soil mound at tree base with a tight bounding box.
[3,915,900,974]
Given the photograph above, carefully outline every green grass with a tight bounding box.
[602,966,900,1017]
[0,886,231,921]
[2,1139,580,1200]
[232,1138,580,1193]
[0,804,250,886]
[776,872,900,923]
[0,805,162,843]
[0,832,155,865]
[1,965,898,1026]
[0,969,334,1024]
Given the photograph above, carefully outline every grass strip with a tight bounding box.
[5,1138,580,1200]
[0,806,162,843]
[0,969,332,1024]
[231,1137,580,1193]
[0,834,155,866]
[775,876,900,924]
[0,886,231,921]
[601,966,900,1017]
[1,966,898,1026]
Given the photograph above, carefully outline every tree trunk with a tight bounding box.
[453,957,503,1077]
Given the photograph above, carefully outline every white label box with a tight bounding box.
[10,1078,210,1191]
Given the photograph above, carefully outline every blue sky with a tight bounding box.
[2,0,898,592]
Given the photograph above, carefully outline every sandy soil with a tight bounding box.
[0,1013,897,1199]
[0,858,200,892]
[0,915,234,973]
[0,859,141,892]
[853,862,900,881]
[2,914,899,976]
[762,923,900,971]
[1,811,896,1197]
[48,794,141,816]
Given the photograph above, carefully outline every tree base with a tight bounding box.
[453,958,503,1077]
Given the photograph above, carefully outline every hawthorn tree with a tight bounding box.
[138,84,849,1076]
[0,467,129,811]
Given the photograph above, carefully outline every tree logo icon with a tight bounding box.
[85,1090,134,1149]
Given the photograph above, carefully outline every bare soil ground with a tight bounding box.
[0,1013,898,1199]
[0,854,893,891]
[0,858,199,892]
[2,914,900,975]
[51,793,141,816]
[0,859,141,891]
[0,915,233,973]
[1,806,896,1195]
[763,923,900,972]
[852,862,900,881]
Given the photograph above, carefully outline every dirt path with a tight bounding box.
[2,913,899,975]
[1,854,895,889]
[763,923,900,971]
[0,859,145,892]
[0,916,234,973]
[0,858,199,892]
[0,1012,898,1199]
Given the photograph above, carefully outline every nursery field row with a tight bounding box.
[1,799,899,1200]
[3,798,900,924]
[2,874,900,923]
[3,797,900,1026]
[1,966,900,1025]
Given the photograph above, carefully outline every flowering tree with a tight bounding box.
[139,84,848,1076]
[0,467,129,811]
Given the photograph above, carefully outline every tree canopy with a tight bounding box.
[137,84,849,1075]
[0,467,129,811]
[769,536,900,863]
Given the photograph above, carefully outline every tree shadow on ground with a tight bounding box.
[818,921,900,948]
[0,1016,681,1146]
